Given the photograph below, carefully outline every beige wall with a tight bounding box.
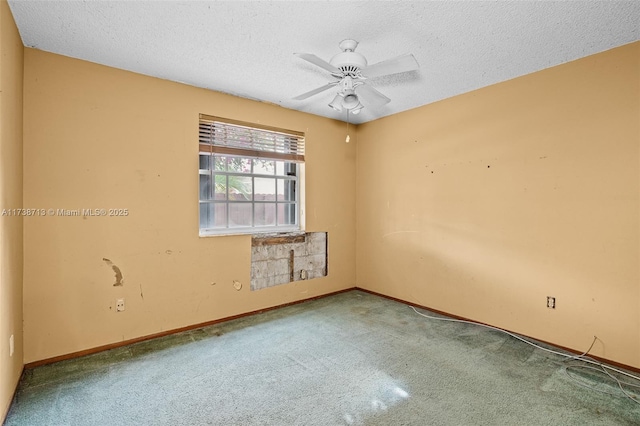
[17,32,640,372]
[357,42,640,368]
[23,49,356,363]
[0,0,24,420]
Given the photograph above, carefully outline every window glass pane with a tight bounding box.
[278,203,297,226]
[253,159,275,175]
[277,179,296,201]
[254,178,276,201]
[200,151,300,233]
[229,203,252,227]
[199,174,212,201]
[275,162,297,177]
[200,202,226,229]
[213,175,227,200]
[227,157,251,173]
[199,154,211,171]
[199,203,212,229]
[213,203,227,227]
[254,203,276,227]
[214,156,226,171]
[227,176,252,201]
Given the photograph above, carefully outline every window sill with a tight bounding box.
[199,227,302,238]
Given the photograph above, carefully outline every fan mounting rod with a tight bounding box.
[339,39,358,52]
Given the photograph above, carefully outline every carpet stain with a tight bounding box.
[351,307,370,315]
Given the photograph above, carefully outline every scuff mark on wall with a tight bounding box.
[139,283,144,300]
[102,258,124,286]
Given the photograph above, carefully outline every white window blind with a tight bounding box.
[199,114,305,162]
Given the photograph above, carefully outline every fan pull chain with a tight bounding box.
[346,110,350,143]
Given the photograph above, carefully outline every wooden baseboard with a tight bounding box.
[25,286,640,376]
[355,287,640,375]
[25,287,356,369]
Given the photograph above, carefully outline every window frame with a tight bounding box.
[198,115,305,236]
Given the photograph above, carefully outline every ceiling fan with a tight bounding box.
[293,39,419,115]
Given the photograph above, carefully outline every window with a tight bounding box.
[198,114,304,235]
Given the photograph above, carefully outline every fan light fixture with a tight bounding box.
[328,94,343,112]
[328,90,363,113]
[342,92,359,109]
[327,80,365,113]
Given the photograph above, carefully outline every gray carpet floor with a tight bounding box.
[5,290,640,425]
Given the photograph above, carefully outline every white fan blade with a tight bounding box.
[362,53,419,78]
[293,82,339,100]
[356,84,391,106]
[294,53,341,75]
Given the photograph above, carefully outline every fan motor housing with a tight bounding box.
[330,51,367,74]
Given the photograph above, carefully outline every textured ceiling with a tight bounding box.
[8,1,640,124]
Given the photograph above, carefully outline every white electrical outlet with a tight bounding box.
[116,298,125,312]
[9,334,14,357]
